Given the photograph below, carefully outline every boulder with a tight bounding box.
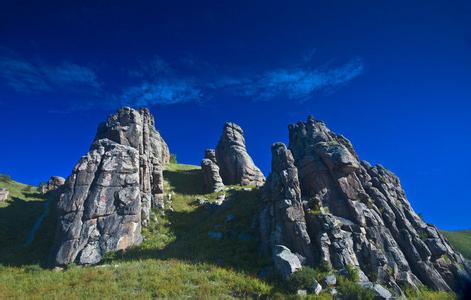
[310,280,323,295]
[40,176,65,194]
[51,107,169,266]
[0,188,8,202]
[371,284,392,299]
[324,274,337,286]
[261,115,471,295]
[273,245,302,279]
[215,122,265,186]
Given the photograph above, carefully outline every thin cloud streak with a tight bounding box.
[0,52,101,95]
[0,49,365,108]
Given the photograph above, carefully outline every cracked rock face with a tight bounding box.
[201,149,225,193]
[215,122,265,186]
[52,107,169,266]
[261,116,470,295]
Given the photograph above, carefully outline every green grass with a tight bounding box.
[0,174,56,266]
[0,168,466,298]
[441,230,471,260]
[0,165,278,298]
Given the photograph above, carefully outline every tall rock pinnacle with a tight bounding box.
[52,107,169,266]
[261,116,470,295]
[215,122,265,186]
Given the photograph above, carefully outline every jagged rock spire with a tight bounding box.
[201,149,225,193]
[52,107,169,266]
[261,116,470,295]
[215,122,265,186]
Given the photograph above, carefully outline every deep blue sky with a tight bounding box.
[0,1,470,230]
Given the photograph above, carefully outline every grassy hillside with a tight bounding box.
[0,166,276,298]
[0,168,464,298]
[442,230,471,260]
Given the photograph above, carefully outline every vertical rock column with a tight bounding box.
[52,107,170,266]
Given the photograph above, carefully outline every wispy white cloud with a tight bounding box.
[120,80,202,106]
[215,58,364,101]
[0,51,101,95]
[0,48,364,108]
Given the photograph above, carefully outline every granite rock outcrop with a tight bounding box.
[51,107,169,266]
[260,116,470,295]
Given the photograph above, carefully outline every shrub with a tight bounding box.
[287,267,317,292]
[337,276,374,300]
[345,264,360,282]
[0,174,11,182]
[169,154,177,164]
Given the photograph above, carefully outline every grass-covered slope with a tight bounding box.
[0,166,274,298]
[442,230,471,261]
[0,168,466,298]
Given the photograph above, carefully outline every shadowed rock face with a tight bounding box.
[215,122,265,186]
[261,116,470,295]
[201,149,224,193]
[52,107,169,266]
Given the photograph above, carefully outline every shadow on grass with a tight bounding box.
[0,194,58,267]
[106,188,271,276]
[163,168,205,195]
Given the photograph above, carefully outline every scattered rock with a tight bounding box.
[0,188,9,202]
[260,116,470,295]
[272,245,302,279]
[297,289,307,296]
[215,122,265,186]
[51,107,170,266]
[208,231,223,240]
[310,280,322,295]
[40,176,65,194]
[196,197,208,206]
[324,274,337,286]
[215,193,226,205]
[371,284,392,299]
[225,214,236,223]
[238,233,253,241]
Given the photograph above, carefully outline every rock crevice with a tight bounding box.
[52,107,169,266]
[261,116,470,295]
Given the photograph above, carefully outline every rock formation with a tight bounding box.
[215,122,265,186]
[40,176,65,194]
[52,107,169,266]
[260,116,470,295]
[201,149,225,193]
[0,188,8,202]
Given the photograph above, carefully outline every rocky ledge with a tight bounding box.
[260,116,470,296]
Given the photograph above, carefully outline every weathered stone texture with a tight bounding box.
[40,176,65,194]
[52,107,169,266]
[261,116,470,295]
[215,122,265,186]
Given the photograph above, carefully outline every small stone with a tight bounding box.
[310,280,322,295]
[0,188,9,202]
[208,231,223,240]
[297,289,307,296]
[324,274,337,286]
[196,198,208,205]
[225,214,236,223]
